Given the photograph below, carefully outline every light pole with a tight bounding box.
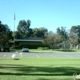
[14,12,15,50]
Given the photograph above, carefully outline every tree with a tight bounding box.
[69,31,79,45]
[70,26,77,34]
[74,25,80,43]
[69,25,80,45]
[0,21,12,46]
[17,20,31,38]
[43,31,61,49]
[32,27,48,37]
[12,31,22,39]
[57,27,68,42]
[28,28,33,37]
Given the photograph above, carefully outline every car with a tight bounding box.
[22,46,29,52]
[3,47,10,52]
[0,47,1,52]
[1,45,10,52]
[2,46,10,52]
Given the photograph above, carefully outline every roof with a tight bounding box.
[10,37,43,42]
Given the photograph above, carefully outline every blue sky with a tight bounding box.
[0,0,80,32]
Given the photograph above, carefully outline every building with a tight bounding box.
[10,37,47,49]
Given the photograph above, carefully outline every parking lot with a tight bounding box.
[0,52,80,58]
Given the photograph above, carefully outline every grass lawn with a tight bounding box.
[30,49,80,52]
[0,58,80,80]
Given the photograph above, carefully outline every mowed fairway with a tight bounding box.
[0,58,80,80]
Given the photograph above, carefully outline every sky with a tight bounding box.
[0,0,80,32]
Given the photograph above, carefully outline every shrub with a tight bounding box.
[38,47,49,50]
[38,47,43,50]
[43,47,49,50]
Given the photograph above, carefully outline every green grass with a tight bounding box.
[30,49,80,52]
[10,48,80,52]
[0,58,80,80]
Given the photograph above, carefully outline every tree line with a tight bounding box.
[0,19,80,48]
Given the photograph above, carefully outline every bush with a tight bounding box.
[43,47,49,50]
[38,47,49,50]
[38,47,43,50]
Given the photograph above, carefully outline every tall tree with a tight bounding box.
[17,20,31,38]
[70,25,80,44]
[0,21,12,46]
[32,27,48,37]
[57,27,68,42]
[28,28,33,37]
[43,31,61,49]
[12,31,22,39]
[69,31,79,45]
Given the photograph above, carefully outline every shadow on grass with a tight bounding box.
[13,58,20,60]
[37,78,51,80]
[0,64,79,76]
[55,49,76,52]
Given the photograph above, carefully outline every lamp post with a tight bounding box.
[14,12,15,50]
